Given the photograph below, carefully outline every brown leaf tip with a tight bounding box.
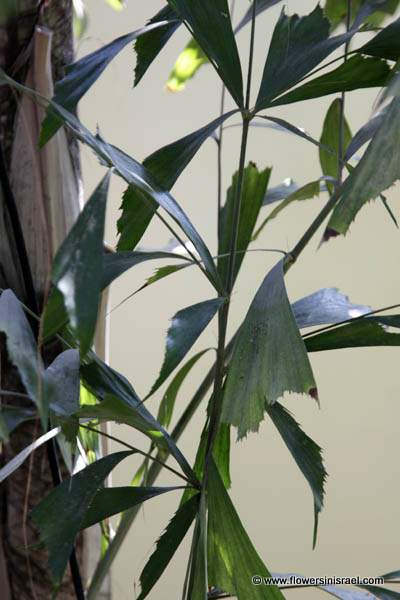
[309,387,320,404]
[322,228,340,243]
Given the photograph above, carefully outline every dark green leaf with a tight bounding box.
[52,172,110,356]
[112,111,231,250]
[0,70,221,289]
[102,250,190,289]
[325,96,400,237]
[41,20,179,144]
[148,298,225,397]
[292,288,370,328]
[345,106,387,160]
[382,571,400,581]
[253,180,321,239]
[144,111,237,190]
[168,0,244,106]
[46,350,80,417]
[219,163,271,286]
[222,260,317,438]
[81,357,197,483]
[319,98,352,192]
[0,290,46,426]
[359,17,400,60]
[185,492,207,600]
[207,459,284,599]
[260,115,328,149]
[269,55,391,107]
[266,402,327,547]
[158,349,211,428]
[134,5,181,86]
[256,5,350,110]
[235,0,283,33]
[82,485,184,529]
[31,451,132,587]
[305,315,400,352]
[116,185,157,251]
[137,494,199,600]
[0,405,36,440]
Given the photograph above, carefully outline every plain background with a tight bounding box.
[80,1,400,598]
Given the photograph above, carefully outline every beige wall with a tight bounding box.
[81,1,400,598]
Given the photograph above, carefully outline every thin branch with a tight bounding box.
[79,424,196,487]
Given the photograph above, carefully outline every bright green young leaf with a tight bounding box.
[319,98,352,191]
[102,250,191,289]
[158,349,211,429]
[256,5,350,110]
[148,298,225,397]
[324,0,400,29]
[207,459,284,599]
[218,163,271,287]
[52,172,110,356]
[167,39,208,92]
[40,20,178,144]
[105,0,124,10]
[269,55,391,107]
[222,260,317,438]
[359,17,400,61]
[0,290,46,427]
[266,402,327,548]
[325,96,400,237]
[31,451,132,587]
[292,288,370,328]
[168,0,244,106]
[81,485,184,529]
[137,494,200,600]
[305,315,400,352]
[134,5,181,86]
[253,180,321,239]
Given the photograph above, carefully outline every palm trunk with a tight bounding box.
[0,2,87,598]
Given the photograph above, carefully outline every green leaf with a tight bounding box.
[292,288,370,328]
[46,350,80,417]
[0,290,46,427]
[266,402,327,548]
[324,0,400,30]
[222,259,317,438]
[260,115,328,150]
[235,0,283,33]
[0,406,36,441]
[80,357,197,484]
[269,55,391,108]
[117,111,235,252]
[345,106,387,160]
[102,250,191,289]
[218,163,271,287]
[325,96,400,237]
[253,180,321,239]
[134,6,181,86]
[305,315,400,351]
[41,20,178,144]
[31,451,132,587]
[148,298,225,397]
[263,178,299,205]
[256,5,350,110]
[145,111,237,190]
[167,38,208,92]
[0,70,221,289]
[116,186,157,251]
[168,0,244,106]
[359,17,400,60]
[105,0,124,10]
[207,458,284,599]
[158,349,211,428]
[185,492,208,600]
[81,485,184,529]
[137,494,200,600]
[382,570,400,581]
[358,586,400,599]
[319,98,352,191]
[52,172,110,356]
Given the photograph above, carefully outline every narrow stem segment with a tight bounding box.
[337,0,352,184]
